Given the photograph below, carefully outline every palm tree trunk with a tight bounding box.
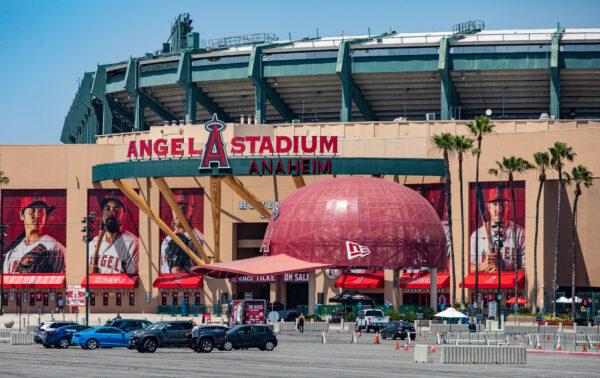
[459,154,466,305]
[474,137,482,306]
[552,170,563,317]
[532,176,545,314]
[509,176,519,319]
[570,189,580,321]
[444,150,456,306]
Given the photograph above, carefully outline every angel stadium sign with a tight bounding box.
[125,114,337,176]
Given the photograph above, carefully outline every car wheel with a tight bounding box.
[43,343,52,348]
[199,339,214,353]
[136,346,146,353]
[264,341,275,351]
[86,339,98,350]
[143,339,157,353]
[381,334,386,340]
[58,338,70,349]
[223,341,234,351]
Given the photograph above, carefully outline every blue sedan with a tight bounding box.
[72,326,131,350]
[42,324,91,349]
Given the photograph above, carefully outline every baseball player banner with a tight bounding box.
[469,181,525,273]
[87,189,140,274]
[159,188,204,274]
[1,190,66,274]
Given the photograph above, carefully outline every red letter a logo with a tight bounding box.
[199,114,230,171]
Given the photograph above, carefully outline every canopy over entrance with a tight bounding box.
[193,254,330,279]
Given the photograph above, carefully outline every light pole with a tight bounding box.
[81,212,96,326]
[492,220,504,330]
[0,224,7,316]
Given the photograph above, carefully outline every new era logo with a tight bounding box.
[346,241,371,260]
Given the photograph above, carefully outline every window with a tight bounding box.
[238,326,251,335]
[178,323,194,331]
[251,326,266,334]
[105,328,122,334]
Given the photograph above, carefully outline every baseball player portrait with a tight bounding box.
[469,183,525,273]
[159,191,203,274]
[88,190,139,274]
[2,194,66,274]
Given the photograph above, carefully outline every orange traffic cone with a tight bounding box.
[373,333,380,344]
[403,343,409,352]
[546,334,550,341]
[430,345,436,353]
[555,336,562,351]
[582,343,587,352]
[394,341,400,350]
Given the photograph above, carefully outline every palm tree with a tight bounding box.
[563,165,593,320]
[489,156,533,317]
[466,116,495,306]
[531,152,550,314]
[432,133,456,305]
[549,142,575,317]
[452,135,473,305]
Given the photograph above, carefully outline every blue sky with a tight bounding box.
[0,0,598,144]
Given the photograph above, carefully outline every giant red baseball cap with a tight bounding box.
[173,190,194,206]
[20,193,50,213]
[488,183,507,203]
[100,190,126,208]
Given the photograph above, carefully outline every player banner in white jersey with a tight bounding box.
[159,188,204,274]
[468,181,526,273]
[1,190,67,274]
[87,189,140,275]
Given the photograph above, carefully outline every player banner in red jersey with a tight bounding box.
[159,188,204,274]
[1,190,66,274]
[87,189,140,274]
[469,181,525,273]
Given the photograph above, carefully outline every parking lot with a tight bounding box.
[1,333,599,377]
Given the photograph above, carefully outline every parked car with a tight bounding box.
[129,321,194,353]
[221,325,277,352]
[189,325,229,353]
[380,321,416,340]
[355,309,389,333]
[104,319,152,332]
[34,321,78,345]
[72,326,132,349]
[42,324,91,349]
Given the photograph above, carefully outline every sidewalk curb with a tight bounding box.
[527,349,600,357]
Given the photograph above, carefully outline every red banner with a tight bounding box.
[159,188,204,274]
[1,190,66,274]
[87,189,139,274]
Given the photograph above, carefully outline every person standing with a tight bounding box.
[297,313,305,334]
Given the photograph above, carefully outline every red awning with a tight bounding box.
[81,274,138,289]
[335,272,384,289]
[1,274,65,289]
[153,274,203,289]
[460,272,525,289]
[400,272,450,289]
[192,254,331,279]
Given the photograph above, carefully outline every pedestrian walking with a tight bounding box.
[57,297,64,313]
[297,313,305,333]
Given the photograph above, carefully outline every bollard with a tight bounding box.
[436,332,442,345]
[351,332,357,344]
[321,331,327,344]
[403,342,409,351]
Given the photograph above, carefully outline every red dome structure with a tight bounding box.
[261,176,447,269]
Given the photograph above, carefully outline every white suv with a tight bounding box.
[355,309,389,333]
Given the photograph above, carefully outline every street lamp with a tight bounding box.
[0,223,7,316]
[492,220,504,330]
[81,212,96,326]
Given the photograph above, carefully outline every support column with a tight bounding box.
[438,37,460,120]
[184,85,197,124]
[550,27,564,119]
[384,269,401,310]
[210,177,222,262]
[430,268,438,312]
[134,94,146,131]
[308,272,316,315]
[255,85,267,124]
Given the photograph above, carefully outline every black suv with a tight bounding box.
[105,319,152,332]
[129,321,194,353]
[222,325,278,352]
[380,321,416,341]
[189,325,229,353]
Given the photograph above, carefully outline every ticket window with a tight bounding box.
[116,292,122,306]
[29,292,35,306]
[184,293,190,303]
[90,292,96,306]
[195,293,201,305]
[129,292,135,306]
[103,292,109,306]
[16,292,22,307]
[172,292,178,306]
[2,293,7,306]
[43,293,49,306]
[161,292,168,306]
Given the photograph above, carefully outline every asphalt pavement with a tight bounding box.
[1,333,599,377]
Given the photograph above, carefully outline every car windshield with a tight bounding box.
[365,310,382,316]
[147,323,165,330]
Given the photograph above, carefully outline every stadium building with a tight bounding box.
[1,15,600,317]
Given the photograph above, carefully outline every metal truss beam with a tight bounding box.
[177,51,230,122]
[249,45,296,123]
[439,37,461,120]
[550,25,565,119]
[91,65,135,134]
[336,40,376,121]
